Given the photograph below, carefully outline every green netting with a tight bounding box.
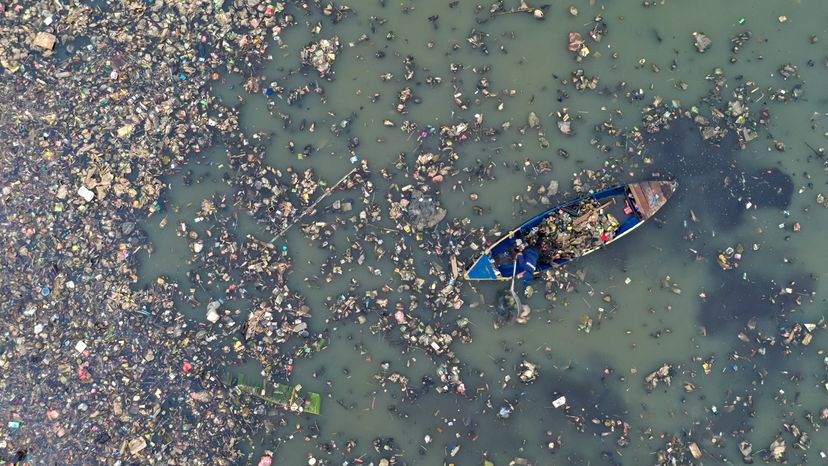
[234,381,321,415]
[305,392,322,415]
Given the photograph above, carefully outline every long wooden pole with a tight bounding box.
[269,167,359,243]
[573,198,615,226]
[509,259,523,313]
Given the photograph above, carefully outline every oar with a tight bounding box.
[510,259,523,314]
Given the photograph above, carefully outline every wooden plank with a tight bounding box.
[629,184,653,218]
[641,183,655,213]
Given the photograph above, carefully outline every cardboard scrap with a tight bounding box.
[33,32,57,50]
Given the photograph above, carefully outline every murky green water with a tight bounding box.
[139,0,828,464]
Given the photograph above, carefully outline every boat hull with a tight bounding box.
[465,180,677,281]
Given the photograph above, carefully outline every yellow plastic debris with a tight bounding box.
[117,124,134,138]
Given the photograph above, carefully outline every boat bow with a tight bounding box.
[465,253,498,280]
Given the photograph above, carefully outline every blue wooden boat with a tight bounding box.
[464,180,677,281]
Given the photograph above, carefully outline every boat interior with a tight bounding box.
[491,186,643,277]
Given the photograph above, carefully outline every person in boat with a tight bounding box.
[515,246,539,285]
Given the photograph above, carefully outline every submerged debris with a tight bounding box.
[644,364,673,392]
[405,189,447,231]
[517,360,539,383]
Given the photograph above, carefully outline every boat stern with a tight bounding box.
[629,180,678,219]
[663,180,678,198]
